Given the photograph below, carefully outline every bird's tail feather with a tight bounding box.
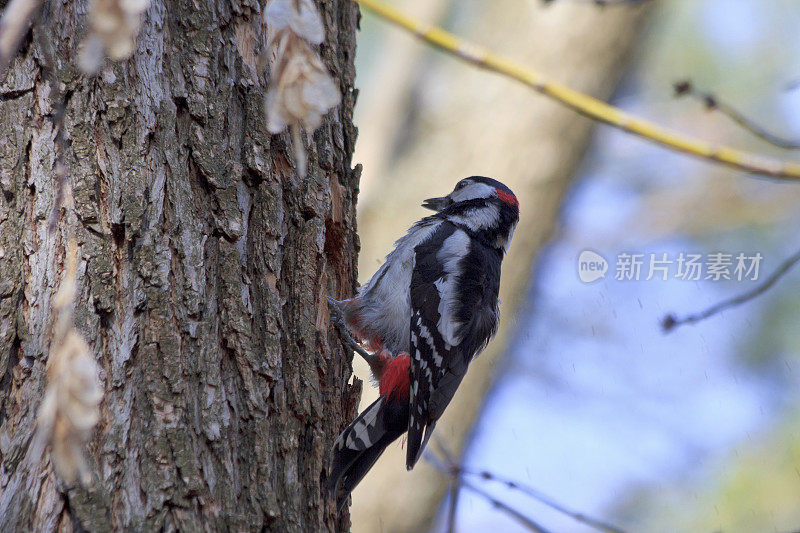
[406,419,436,470]
[328,396,404,511]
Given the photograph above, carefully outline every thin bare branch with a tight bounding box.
[459,468,626,533]
[0,0,43,79]
[446,480,461,533]
[460,480,553,533]
[423,446,543,531]
[354,0,800,180]
[429,437,626,533]
[663,247,800,332]
[435,440,461,533]
[674,80,800,150]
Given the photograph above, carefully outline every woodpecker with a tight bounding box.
[327,176,519,509]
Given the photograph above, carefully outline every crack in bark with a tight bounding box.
[0,86,35,102]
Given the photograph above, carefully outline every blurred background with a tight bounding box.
[349,0,800,531]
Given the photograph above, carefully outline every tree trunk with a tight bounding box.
[352,2,652,530]
[0,1,360,531]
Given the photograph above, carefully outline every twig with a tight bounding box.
[662,247,800,332]
[435,439,461,533]
[446,479,461,533]
[459,469,626,533]
[0,0,43,79]
[424,444,550,533]
[352,0,800,180]
[433,434,457,465]
[674,80,800,150]
[460,479,553,533]
[430,437,626,533]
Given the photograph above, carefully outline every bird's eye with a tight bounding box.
[456,180,467,190]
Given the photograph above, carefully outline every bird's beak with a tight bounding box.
[421,196,452,211]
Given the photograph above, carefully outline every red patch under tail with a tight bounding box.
[379,353,411,402]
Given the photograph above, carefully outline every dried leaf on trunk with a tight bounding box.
[78,0,150,74]
[263,0,340,177]
[34,240,102,486]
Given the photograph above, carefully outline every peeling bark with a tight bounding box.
[0,1,361,531]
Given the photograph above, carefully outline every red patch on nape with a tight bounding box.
[496,188,518,207]
[379,353,411,402]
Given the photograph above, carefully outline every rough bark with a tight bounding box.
[351,2,652,531]
[0,1,361,531]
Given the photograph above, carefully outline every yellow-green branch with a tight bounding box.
[354,0,800,181]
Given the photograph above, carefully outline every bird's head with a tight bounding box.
[422,176,519,252]
[422,176,518,213]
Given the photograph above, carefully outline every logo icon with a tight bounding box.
[578,250,608,283]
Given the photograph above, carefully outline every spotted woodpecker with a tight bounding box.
[327,176,519,509]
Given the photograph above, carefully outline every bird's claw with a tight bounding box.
[327,296,341,320]
[327,296,374,363]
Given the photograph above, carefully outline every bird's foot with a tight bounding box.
[327,297,378,366]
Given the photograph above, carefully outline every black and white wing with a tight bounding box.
[406,222,500,469]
